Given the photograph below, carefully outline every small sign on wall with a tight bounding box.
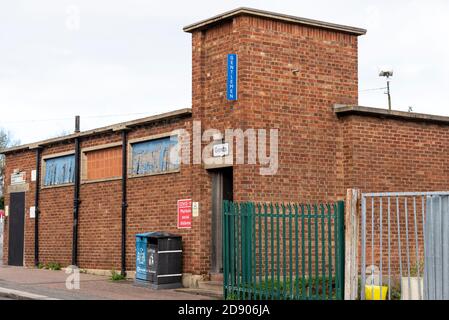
[177,199,192,229]
[192,202,199,217]
[30,206,36,219]
[213,143,229,157]
[11,171,26,185]
[227,53,238,101]
[31,170,37,182]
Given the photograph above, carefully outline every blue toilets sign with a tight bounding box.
[227,53,238,101]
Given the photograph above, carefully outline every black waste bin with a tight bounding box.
[135,232,182,289]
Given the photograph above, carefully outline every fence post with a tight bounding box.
[223,200,228,300]
[344,189,360,300]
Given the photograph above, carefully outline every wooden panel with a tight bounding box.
[86,146,122,181]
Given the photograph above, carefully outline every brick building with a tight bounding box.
[2,8,449,284]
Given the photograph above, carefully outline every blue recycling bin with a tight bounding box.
[135,234,150,281]
[135,232,182,289]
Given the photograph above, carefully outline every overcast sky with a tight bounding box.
[1,0,448,144]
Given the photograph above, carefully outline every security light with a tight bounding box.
[379,69,393,78]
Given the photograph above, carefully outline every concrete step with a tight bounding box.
[198,280,223,291]
[175,288,223,300]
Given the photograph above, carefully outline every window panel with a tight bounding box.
[86,146,122,181]
[131,136,179,176]
[43,154,75,186]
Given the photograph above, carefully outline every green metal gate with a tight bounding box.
[223,201,345,300]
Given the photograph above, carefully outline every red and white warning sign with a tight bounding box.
[177,199,192,229]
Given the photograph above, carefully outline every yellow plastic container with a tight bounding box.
[365,285,388,300]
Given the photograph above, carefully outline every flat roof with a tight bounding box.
[183,7,367,36]
[334,104,449,125]
[1,108,192,154]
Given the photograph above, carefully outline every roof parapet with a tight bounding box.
[1,108,192,154]
[183,7,367,36]
[334,104,449,125]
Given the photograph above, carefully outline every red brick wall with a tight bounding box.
[343,115,449,192]
[77,133,122,270]
[39,142,76,267]
[124,119,195,273]
[186,15,360,276]
[204,15,359,204]
[190,19,238,275]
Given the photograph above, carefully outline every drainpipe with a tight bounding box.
[72,116,81,266]
[34,147,42,267]
[121,129,128,276]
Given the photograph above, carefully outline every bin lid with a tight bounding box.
[135,231,181,239]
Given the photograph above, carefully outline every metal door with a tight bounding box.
[211,167,233,274]
[8,192,25,266]
[424,196,449,300]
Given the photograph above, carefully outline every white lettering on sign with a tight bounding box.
[11,171,26,185]
[213,143,229,157]
[177,199,192,229]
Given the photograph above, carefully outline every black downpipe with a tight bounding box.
[34,147,42,267]
[121,130,128,276]
[72,116,81,266]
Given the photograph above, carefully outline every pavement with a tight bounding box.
[0,219,3,266]
[0,265,213,300]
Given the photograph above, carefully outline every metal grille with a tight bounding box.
[222,201,345,300]
[425,196,449,300]
[361,192,449,300]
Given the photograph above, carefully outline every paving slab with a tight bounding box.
[0,266,213,300]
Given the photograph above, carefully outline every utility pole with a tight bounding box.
[379,69,393,111]
[386,80,392,111]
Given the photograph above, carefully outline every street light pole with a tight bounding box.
[387,80,392,111]
[379,69,393,111]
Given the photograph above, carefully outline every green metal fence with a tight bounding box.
[223,201,345,300]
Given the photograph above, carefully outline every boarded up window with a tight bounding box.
[85,146,122,181]
[44,154,75,186]
[131,136,179,175]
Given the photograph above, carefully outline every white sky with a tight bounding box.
[1,0,448,144]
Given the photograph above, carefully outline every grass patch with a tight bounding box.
[225,276,339,300]
[45,262,62,270]
[110,269,126,281]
